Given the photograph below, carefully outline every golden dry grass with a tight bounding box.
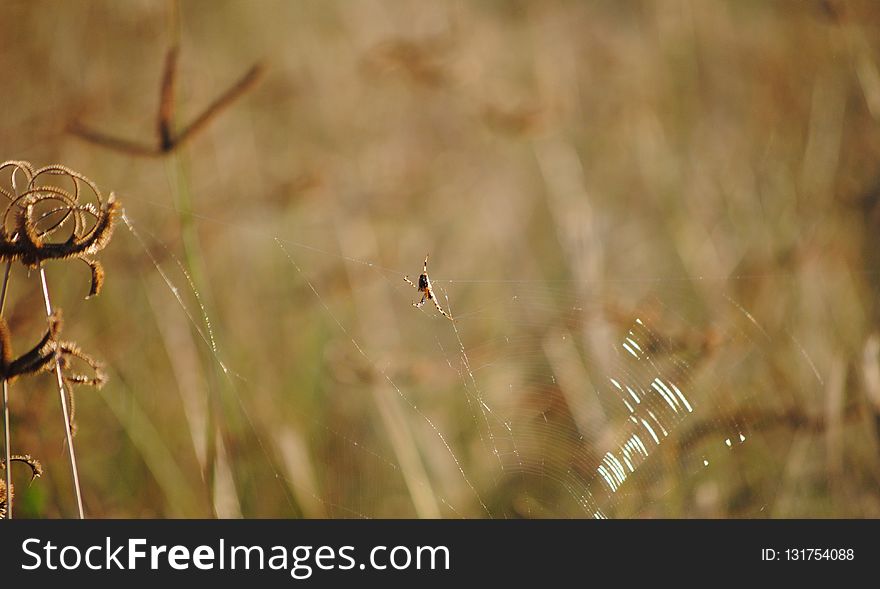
[3,0,880,518]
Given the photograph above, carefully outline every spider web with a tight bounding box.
[109,191,838,519]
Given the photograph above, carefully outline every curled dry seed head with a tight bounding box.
[0,309,104,388]
[52,340,106,436]
[0,161,119,298]
[0,454,43,479]
[0,479,8,518]
[82,258,105,299]
[0,307,105,433]
[0,311,62,381]
[55,340,107,389]
[0,454,43,517]
[0,313,11,368]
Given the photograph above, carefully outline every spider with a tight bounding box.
[403,254,453,320]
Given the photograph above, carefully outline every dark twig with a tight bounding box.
[174,63,264,149]
[67,122,160,158]
[158,46,180,151]
[70,47,264,157]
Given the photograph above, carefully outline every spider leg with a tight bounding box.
[429,292,454,320]
[403,275,418,289]
[413,293,427,308]
[423,254,428,274]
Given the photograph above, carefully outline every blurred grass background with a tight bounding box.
[3,0,880,518]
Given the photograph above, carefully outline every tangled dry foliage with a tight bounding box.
[0,161,118,517]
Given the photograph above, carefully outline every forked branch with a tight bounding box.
[70,46,264,157]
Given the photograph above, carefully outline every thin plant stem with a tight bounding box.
[166,154,221,514]
[1,380,9,519]
[39,266,85,519]
[1,261,11,518]
[163,13,219,496]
